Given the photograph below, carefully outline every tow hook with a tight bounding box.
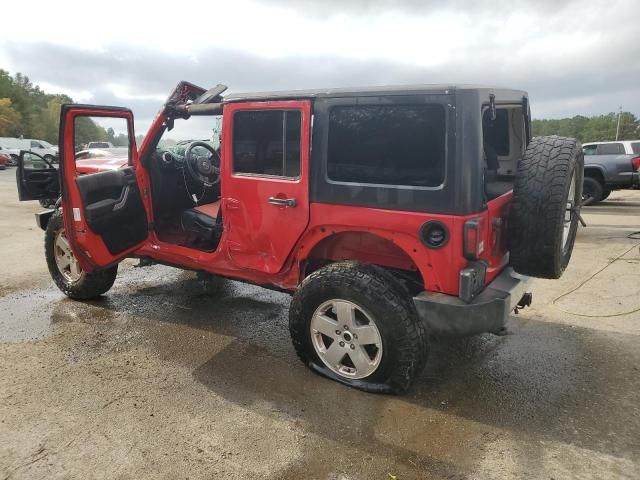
[514,292,533,314]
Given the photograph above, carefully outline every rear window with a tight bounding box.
[597,143,625,154]
[631,142,640,155]
[327,104,445,187]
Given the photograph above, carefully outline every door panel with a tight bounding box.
[76,168,148,254]
[16,151,59,201]
[59,105,148,269]
[222,101,311,274]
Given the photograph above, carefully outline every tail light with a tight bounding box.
[463,218,486,259]
[631,156,640,171]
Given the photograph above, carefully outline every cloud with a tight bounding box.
[1,0,638,132]
[257,0,581,17]
[4,39,638,130]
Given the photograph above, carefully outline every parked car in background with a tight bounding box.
[0,137,59,165]
[0,150,9,170]
[74,148,129,173]
[85,141,114,149]
[583,140,640,156]
[581,141,640,205]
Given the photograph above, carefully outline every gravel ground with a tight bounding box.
[1,168,639,479]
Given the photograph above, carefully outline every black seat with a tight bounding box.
[180,200,222,250]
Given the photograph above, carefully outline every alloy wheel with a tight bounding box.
[310,299,383,380]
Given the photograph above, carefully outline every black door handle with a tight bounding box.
[268,197,296,207]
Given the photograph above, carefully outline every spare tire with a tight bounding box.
[509,136,583,279]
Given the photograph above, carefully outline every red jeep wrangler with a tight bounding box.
[16,82,583,393]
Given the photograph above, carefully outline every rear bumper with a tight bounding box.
[413,267,531,336]
[610,171,639,187]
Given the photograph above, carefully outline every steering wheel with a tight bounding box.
[184,141,220,187]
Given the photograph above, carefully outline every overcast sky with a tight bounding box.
[1,0,638,135]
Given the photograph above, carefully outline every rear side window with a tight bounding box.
[233,110,301,178]
[631,142,640,154]
[483,108,510,156]
[327,104,445,187]
[597,143,625,154]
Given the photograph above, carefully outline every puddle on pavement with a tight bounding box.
[0,288,62,342]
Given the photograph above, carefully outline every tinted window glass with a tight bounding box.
[597,143,624,154]
[583,145,598,155]
[30,140,42,148]
[233,110,301,178]
[327,104,445,187]
[483,108,510,157]
[631,142,640,154]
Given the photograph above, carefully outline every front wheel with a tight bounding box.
[289,262,428,394]
[45,212,118,299]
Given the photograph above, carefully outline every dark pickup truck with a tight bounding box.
[582,141,640,205]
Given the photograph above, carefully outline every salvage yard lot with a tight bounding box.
[0,168,639,479]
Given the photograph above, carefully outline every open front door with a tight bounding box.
[15,151,60,201]
[60,105,148,270]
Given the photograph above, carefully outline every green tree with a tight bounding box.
[533,112,639,142]
[0,98,22,136]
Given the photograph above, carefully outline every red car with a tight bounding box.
[15,81,583,393]
[0,150,9,170]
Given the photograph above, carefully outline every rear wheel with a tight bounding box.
[45,212,118,299]
[582,176,604,206]
[289,262,428,394]
[8,154,18,166]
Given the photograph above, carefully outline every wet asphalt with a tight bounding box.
[0,169,639,479]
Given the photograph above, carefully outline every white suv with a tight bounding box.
[0,137,59,165]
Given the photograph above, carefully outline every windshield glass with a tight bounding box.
[157,116,222,158]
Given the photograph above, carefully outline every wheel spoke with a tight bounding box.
[352,324,379,346]
[57,257,71,271]
[55,234,70,255]
[323,341,345,368]
[335,301,356,329]
[347,346,372,373]
[69,259,82,279]
[312,314,339,338]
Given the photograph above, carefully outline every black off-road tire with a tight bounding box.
[602,187,612,201]
[289,262,428,394]
[509,136,584,279]
[582,176,604,206]
[45,212,118,300]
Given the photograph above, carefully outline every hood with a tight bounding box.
[75,156,129,173]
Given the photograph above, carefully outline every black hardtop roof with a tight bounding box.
[223,84,527,103]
